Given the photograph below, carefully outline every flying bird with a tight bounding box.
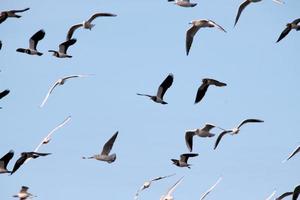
[48,38,77,58]
[199,177,222,200]
[0,150,14,174]
[11,152,51,175]
[194,78,227,104]
[40,74,91,108]
[186,19,226,55]
[282,144,300,163]
[134,174,175,199]
[13,186,36,200]
[276,18,300,43]
[171,153,198,168]
[276,185,300,200]
[0,8,30,24]
[137,73,174,104]
[167,0,197,7]
[66,12,117,40]
[16,29,45,56]
[0,89,9,99]
[160,177,184,200]
[214,119,264,149]
[82,131,118,163]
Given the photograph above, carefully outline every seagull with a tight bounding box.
[0,89,9,99]
[276,185,300,200]
[82,131,118,163]
[134,174,175,200]
[66,12,117,40]
[0,8,30,24]
[0,150,14,174]
[171,153,198,168]
[167,0,197,7]
[137,73,174,104]
[185,123,224,152]
[282,144,300,163]
[265,190,276,200]
[48,38,77,58]
[276,18,300,43]
[234,0,263,27]
[186,19,226,55]
[16,29,45,56]
[13,186,36,200]
[160,177,184,200]
[40,74,91,108]
[199,177,222,200]
[214,119,264,150]
[194,78,227,104]
[11,152,51,175]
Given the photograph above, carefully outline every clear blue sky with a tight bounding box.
[1,0,299,199]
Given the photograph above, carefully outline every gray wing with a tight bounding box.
[276,192,293,200]
[293,185,300,200]
[66,24,83,40]
[156,73,174,99]
[276,26,291,43]
[30,152,51,156]
[87,12,117,23]
[195,81,209,104]
[214,130,232,150]
[0,150,14,169]
[29,29,45,50]
[59,39,77,54]
[101,131,118,155]
[151,173,175,182]
[234,0,251,26]
[11,154,27,175]
[206,78,227,87]
[200,177,222,200]
[40,81,60,108]
[292,18,300,24]
[180,153,198,163]
[186,25,200,55]
[237,119,264,129]
[202,124,216,132]
[208,20,227,32]
[185,131,196,152]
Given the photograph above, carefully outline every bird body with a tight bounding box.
[168,0,197,7]
[171,153,198,168]
[49,38,77,58]
[0,150,14,174]
[16,29,45,56]
[283,145,300,163]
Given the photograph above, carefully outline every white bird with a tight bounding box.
[160,177,184,200]
[48,38,77,58]
[40,74,91,108]
[199,177,222,200]
[135,174,175,200]
[265,190,276,200]
[13,186,36,200]
[16,29,45,56]
[282,144,300,163]
[167,0,197,7]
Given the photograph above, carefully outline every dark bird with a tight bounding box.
[16,29,45,56]
[282,145,300,163]
[194,78,227,104]
[0,89,10,99]
[48,39,77,58]
[186,19,226,55]
[276,18,300,43]
[11,152,51,175]
[13,186,36,200]
[214,119,264,149]
[0,8,30,24]
[0,150,14,174]
[276,185,300,200]
[171,153,198,168]
[137,73,174,104]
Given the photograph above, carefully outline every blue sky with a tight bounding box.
[1,0,299,199]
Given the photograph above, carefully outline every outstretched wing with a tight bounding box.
[283,145,300,162]
[276,26,291,43]
[87,12,117,23]
[276,192,293,200]
[66,24,83,40]
[180,153,198,163]
[234,0,251,26]
[29,29,45,50]
[40,81,60,108]
[0,89,10,99]
[166,177,184,196]
[156,73,174,99]
[0,150,14,169]
[185,130,196,152]
[11,154,27,175]
[200,177,222,200]
[214,130,232,150]
[237,119,264,129]
[207,78,227,87]
[10,8,30,13]
[59,39,77,54]
[101,131,118,155]
[151,173,175,182]
[292,18,300,24]
[208,20,226,32]
[0,12,8,24]
[293,185,300,200]
[195,82,209,104]
[186,25,200,56]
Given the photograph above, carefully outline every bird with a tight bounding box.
[214,119,264,149]
[0,8,30,24]
[171,153,198,168]
[234,0,262,27]
[199,177,222,200]
[66,12,117,40]
[11,152,51,175]
[160,177,184,200]
[82,131,118,163]
[134,174,175,199]
[16,29,45,56]
[282,144,300,163]
[40,74,91,108]
[194,78,227,104]
[276,185,300,200]
[276,18,300,43]
[0,150,14,174]
[167,0,197,7]
[13,186,36,200]
[0,89,10,99]
[186,19,226,55]
[48,38,77,58]
[185,123,224,152]
[137,73,174,104]
[265,190,276,200]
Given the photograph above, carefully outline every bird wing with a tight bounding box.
[214,130,232,150]
[151,173,176,182]
[276,192,293,200]
[59,39,77,54]
[194,82,209,104]
[136,93,152,98]
[200,177,222,200]
[101,131,118,155]
[234,0,251,26]
[293,185,300,200]
[0,89,10,99]
[202,124,216,132]
[180,153,198,163]
[20,186,29,193]
[237,119,264,129]
[29,29,45,50]
[66,24,83,40]
[0,150,14,169]
[30,152,51,156]
[0,12,8,24]
[10,8,30,13]
[166,177,184,196]
[207,78,227,87]
[186,25,200,55]
[265,190,276,200]
[87,12,117,23]
[185,130,196,152]
[40,81,60,108]
[292,18,300,24]
[276,26,291,43]
[283,145,300,162]
[208,20,227,32]
[11,154,27,175]
[156,73,174,99]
